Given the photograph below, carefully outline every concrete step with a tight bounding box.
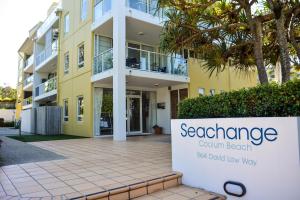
[71,172,226,200]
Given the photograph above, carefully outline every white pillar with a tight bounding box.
[112,0,126,141]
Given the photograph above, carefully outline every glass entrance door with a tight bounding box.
[127,95,142,134]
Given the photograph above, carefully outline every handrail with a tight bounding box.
[127,47,184,59]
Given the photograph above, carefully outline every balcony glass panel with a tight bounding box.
[127,0,165,18]
[35,77,57,97]
[93,48,113,74]
[36,40,58,67]
[94,0,112,22]
[23,97,33,106]
[24,75,33,86]
[126,47,188,76]
[24,55,34,68]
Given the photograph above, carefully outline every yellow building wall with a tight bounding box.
[15,84,23,120]
[15,57,24,120]
[188,59,258,98]
[57,0,94,137]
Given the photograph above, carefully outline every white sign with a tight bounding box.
[171,117,300,200]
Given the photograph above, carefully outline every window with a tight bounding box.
[77,96,84,121]
[78,44,85,68]
[63,99,69,122]
[64,14,70,34]
[64,52,69,74]
[210,89,216,96]
[198,88,205,96]
[81,0,88,21]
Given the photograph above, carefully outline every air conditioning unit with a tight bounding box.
[53,29,59,41]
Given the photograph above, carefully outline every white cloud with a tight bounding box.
[0,0,55,88]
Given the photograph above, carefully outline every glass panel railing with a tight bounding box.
[36,40,58,67]
[93,48,113,74]
[24,55,34,68]
[23,97,33,106]
[127,0,166,19]
[35,77,57,97]
[94,0,112,22]
[126,47,188,76]
[24,75,33,86]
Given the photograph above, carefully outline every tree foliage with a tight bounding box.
[0,86,17,101]
[157,0,300,84]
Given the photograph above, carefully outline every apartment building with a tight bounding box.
[16,0,257,140]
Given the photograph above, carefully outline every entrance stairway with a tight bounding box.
[70,172,226,200]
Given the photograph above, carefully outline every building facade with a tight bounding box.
[16,0,257,140]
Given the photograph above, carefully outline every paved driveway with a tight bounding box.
[0,136,64,166]
[0,135,173,199]
[0,128,19,136]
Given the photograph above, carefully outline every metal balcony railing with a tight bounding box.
[93,48,113,75]
[126,47,188,76]
[23,97,33,106]
[36,40,58,67]
[35,77,57,97]
[24,75,33,86]
[94,0,112,22]
[24,55,34,69]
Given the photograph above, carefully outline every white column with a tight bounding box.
[112,0,127,141]
[32,39,39,109]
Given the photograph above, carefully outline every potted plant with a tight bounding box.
[152,125,163,135]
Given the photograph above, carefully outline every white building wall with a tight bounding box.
[0,109,15,122]
[21,109,34,133]
[156,87,171,134]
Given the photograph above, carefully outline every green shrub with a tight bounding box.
[178,80,300,118]
[0,121,15,127]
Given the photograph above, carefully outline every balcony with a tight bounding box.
[36,3,61,39]
[22,97,33,109]
[35,40,58,72]
[93,49,113,74]
[24,55,34,73]
[126,0,166,22]
[92,0,112,32]
[23,75,33,91]
[126,47,188,76]
[94,0,111,22]
[92,47,189,85]
[35,77,57,101]
[93,47,188,76]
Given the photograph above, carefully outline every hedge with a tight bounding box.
[178,80,300,119]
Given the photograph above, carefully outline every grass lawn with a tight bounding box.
[7,134,88,142]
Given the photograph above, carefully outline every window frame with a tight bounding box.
[198,88,205,96]
[77,96,84,122]
[64,52,70,75]
[80,0,88,21]
[63,99,69,122]
[210,89,216,96]
[64,13,70,35]
[78,43,85,68]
